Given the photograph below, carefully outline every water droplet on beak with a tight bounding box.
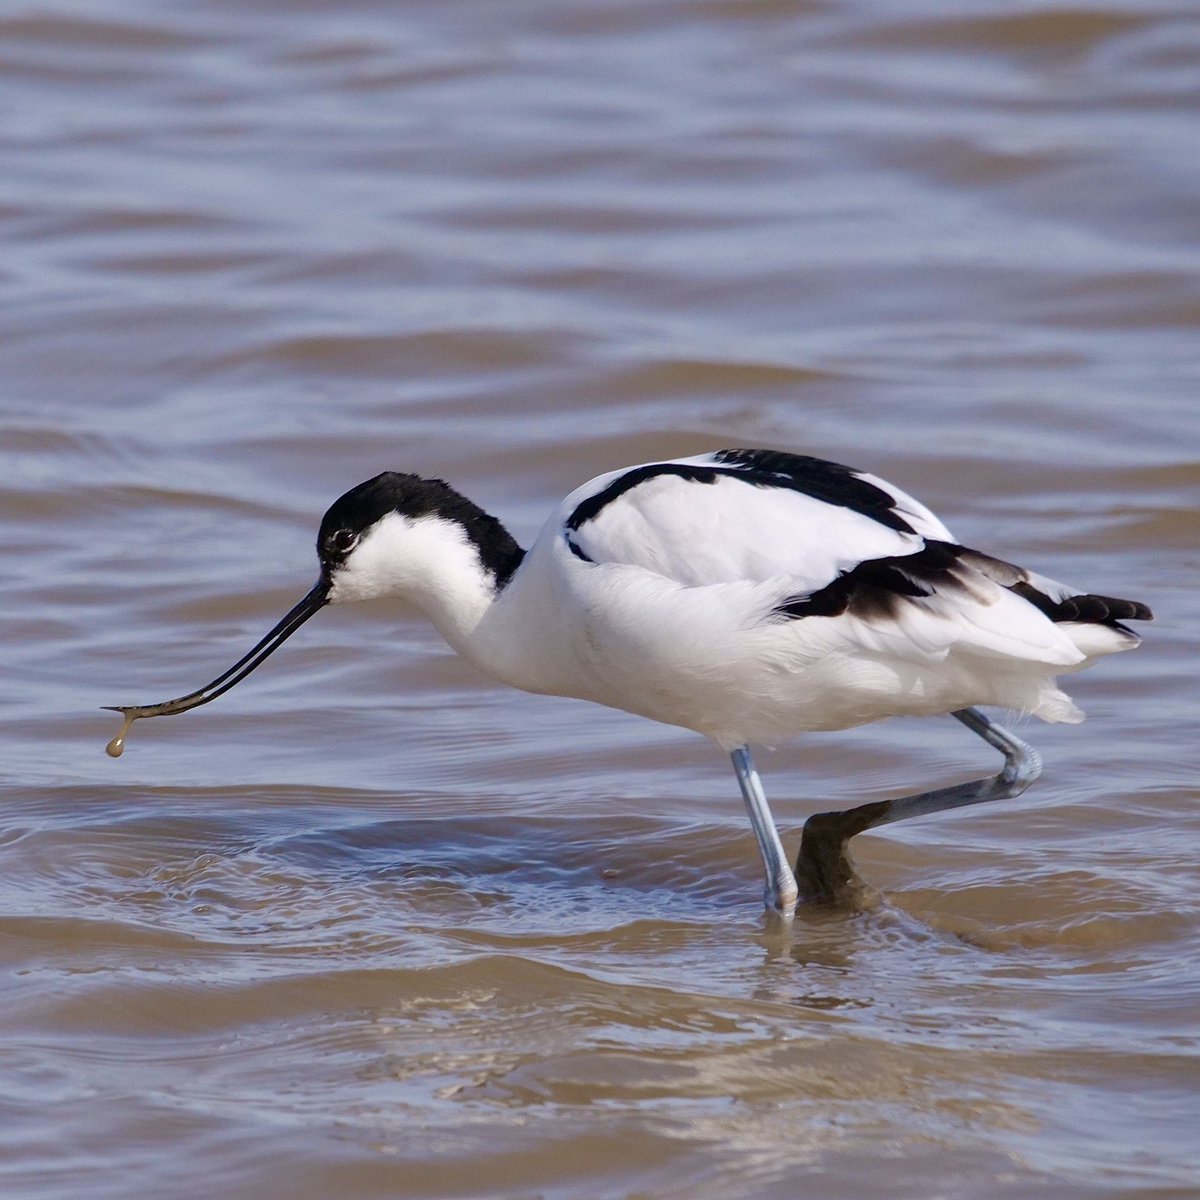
[105,712,137,758]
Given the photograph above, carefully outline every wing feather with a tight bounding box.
[552,451,1148,687]
[561,452,939,593]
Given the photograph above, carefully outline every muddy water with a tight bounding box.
[2,2,1198,1197]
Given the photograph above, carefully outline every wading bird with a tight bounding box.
[107,450,1151,911]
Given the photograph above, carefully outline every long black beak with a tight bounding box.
[104,579,329,725]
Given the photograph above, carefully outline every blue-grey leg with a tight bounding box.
[795,706,1043,905]
[731,746,799,913]
[875,707,1042,826]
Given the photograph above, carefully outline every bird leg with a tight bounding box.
[731,746,799,913]
[795,707,1043,906]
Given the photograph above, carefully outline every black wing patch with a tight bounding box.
[566,450,916,535]
[775,541,1154,631]
[776,541,963,621]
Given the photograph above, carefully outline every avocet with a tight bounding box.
[106,449,1151,911]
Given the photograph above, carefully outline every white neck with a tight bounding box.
[327,511,507,660]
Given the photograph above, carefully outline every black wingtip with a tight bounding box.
[1009,582,1153,628]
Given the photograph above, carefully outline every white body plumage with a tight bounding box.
[327,451,1141,751]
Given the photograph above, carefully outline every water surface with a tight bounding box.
[2,1,1198,1197]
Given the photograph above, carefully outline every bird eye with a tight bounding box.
[332,528,358,554]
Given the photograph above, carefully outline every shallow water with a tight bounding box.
[2,1,1198,1197]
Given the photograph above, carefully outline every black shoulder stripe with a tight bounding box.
[567,451,916,535]
[712,449,916,534]
[565,463,721,531]
[565,534,594,562]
